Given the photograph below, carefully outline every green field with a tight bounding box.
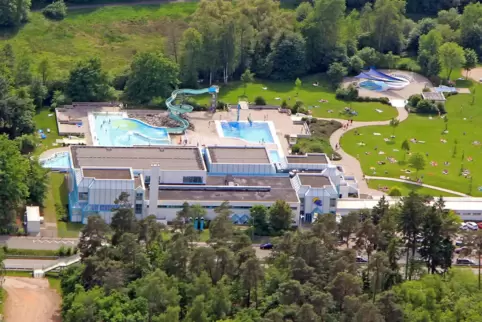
[0,3,197,77]
[367,179,459,197]
[198,75,398,121]
[341,82,482,195]
[33,109,60,155]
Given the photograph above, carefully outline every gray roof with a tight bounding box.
[148,175,298,203]
[287,154,328,164]
[422,92,446,101]
[298,174,331,188]
[208,146,270,164]
[71,146,205,171]
[82,168,132,180]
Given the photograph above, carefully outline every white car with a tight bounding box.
[466,222,478,230]
[460,223,468,230]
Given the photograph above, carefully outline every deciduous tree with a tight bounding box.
[438,42,466,80]
[66,58,112,102]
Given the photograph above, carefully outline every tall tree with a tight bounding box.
[339,211,360,247]
[302,0,346,72]
[368,252,389,301]
[37,58,51,84]
[179,28,203,88]
[463,48,478,79]
[210,202,234,242]
[408,152,426,177]
[240,257,264,308]
[268,30,307,80]
[460,3,482,57]
[125,52,179,104]
[66,58,111,102]
[0,0,31,27]
[438,42,466,80]
[30,78,47,109]
[110,192,138,246]
[268,200,293,232]
[417,30,442,77]
[240,68,254,96]
[78,215,110,259]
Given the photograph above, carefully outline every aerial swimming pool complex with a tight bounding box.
[218,121,275,144]
[90,112,171,146]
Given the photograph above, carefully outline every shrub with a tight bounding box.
[281,100,289,109]
[408,94,422,107]
[254,96,266,105]
[291,144,301,153]
[55,203,68,221]
[388,186,402,196]
[42,0,67,21]
[217,100,227,110]
[415,99,439,114]
[336,85,359,101]
[291,100,304,114]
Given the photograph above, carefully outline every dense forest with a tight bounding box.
[0,0,481,105]
[59,193,482,321]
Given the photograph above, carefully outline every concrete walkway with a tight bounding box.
[319,106,409,196]
[365,176,468,197]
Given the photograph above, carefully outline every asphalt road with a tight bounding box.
[4,259,57,270]
[0,236,78,250]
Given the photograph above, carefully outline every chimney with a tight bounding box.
[149,164,160,216]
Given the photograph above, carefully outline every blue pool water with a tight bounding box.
[220,121,274,144]
[269,150,281,163]
[359,80,388,91]
[41,152,70,168]
[94,114,170,146]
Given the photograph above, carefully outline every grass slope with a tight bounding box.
[341,83,482,195]
[198,75,397,121]
[33,109,60,156]
[0,3,197,77]
[367,179,459,197]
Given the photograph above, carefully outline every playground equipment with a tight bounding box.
[237,103,241,122]
[355,68,410,91]
[166,86,219,134]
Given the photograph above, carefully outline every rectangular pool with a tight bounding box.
[219,121,274,144]
[269,150,281,163]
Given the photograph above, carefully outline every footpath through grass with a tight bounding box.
[341,82,482,195]
[367,179,459,197]
[0,2,197,77]
[198,75,397,122]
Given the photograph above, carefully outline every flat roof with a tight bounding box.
[71,146,205,171]
[298,174,331,188]
[208,146,270,164]
[148,176,298,203]
[82,168,132,180]
[422,92,446,101]
[287,153,328,164]
[26,206,40,221]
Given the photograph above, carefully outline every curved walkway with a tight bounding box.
[38,147,69,160]
[365,176,468,197]
[318,105,411,196]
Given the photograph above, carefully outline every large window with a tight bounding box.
[79,192,88,201]
[135,204,143,214]
[183,176,203,184]
[136,192,143,201]
[329,199,336,207]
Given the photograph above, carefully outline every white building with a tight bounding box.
[26,206,41,235]
[64,145,358,224]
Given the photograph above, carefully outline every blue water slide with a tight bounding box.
[165,86,219,134]
[367,68,406,82]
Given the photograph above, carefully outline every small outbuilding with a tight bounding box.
[26,206,41,235]
[422,91,446,106]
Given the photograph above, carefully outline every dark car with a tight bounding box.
[260,243,273,250]
[455,247,469,254]
[356,256,368,263]
[456,258,476,266]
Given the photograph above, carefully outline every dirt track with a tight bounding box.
[467,67,482,82]
[3,277,61,322]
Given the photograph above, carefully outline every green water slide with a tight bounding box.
[166,86,219,134]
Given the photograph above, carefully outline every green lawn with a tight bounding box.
[197,75,398,121]
[341,83,482,195]
[33,109,61,156]
[0,3,197,77]
[367,179,459,197]
[43,172,84,237]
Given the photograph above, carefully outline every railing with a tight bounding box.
[33,254,81,278]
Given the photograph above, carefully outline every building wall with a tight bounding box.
[209,163,275,175]
[87,180,135,205]
[132,169,206,184]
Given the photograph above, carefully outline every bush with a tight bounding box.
[42,0,67,20]
[415,99,439,114]
[408,94,422,107]
[281,100,289,109]
[291,100,304,114]
[55,203,68,221]
[254,96,266,105]
[336,85,359,101]
[388,186,402,196]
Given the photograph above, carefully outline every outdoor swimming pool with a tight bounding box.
[219,121,274,144]
[269,150,281,163]
[93,113,170,146]
[40,152,70,169]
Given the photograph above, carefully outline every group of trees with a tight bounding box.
[0,44,49,230]
[60,191,478,321]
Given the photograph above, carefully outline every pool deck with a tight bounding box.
[186,109,304,155]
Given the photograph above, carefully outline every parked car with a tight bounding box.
[460,223,468,231]
[356,256,368,263]
[455,247,469,254]
[455,240,464,247]
[456,258,476,266]
[466,222,478,231]
[477,222,482,230]
[260,243,273,250]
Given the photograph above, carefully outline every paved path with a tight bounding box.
[365,176,468,197]
[318,105,409,196]
[0,236,78,250]
[4,259,57,270]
